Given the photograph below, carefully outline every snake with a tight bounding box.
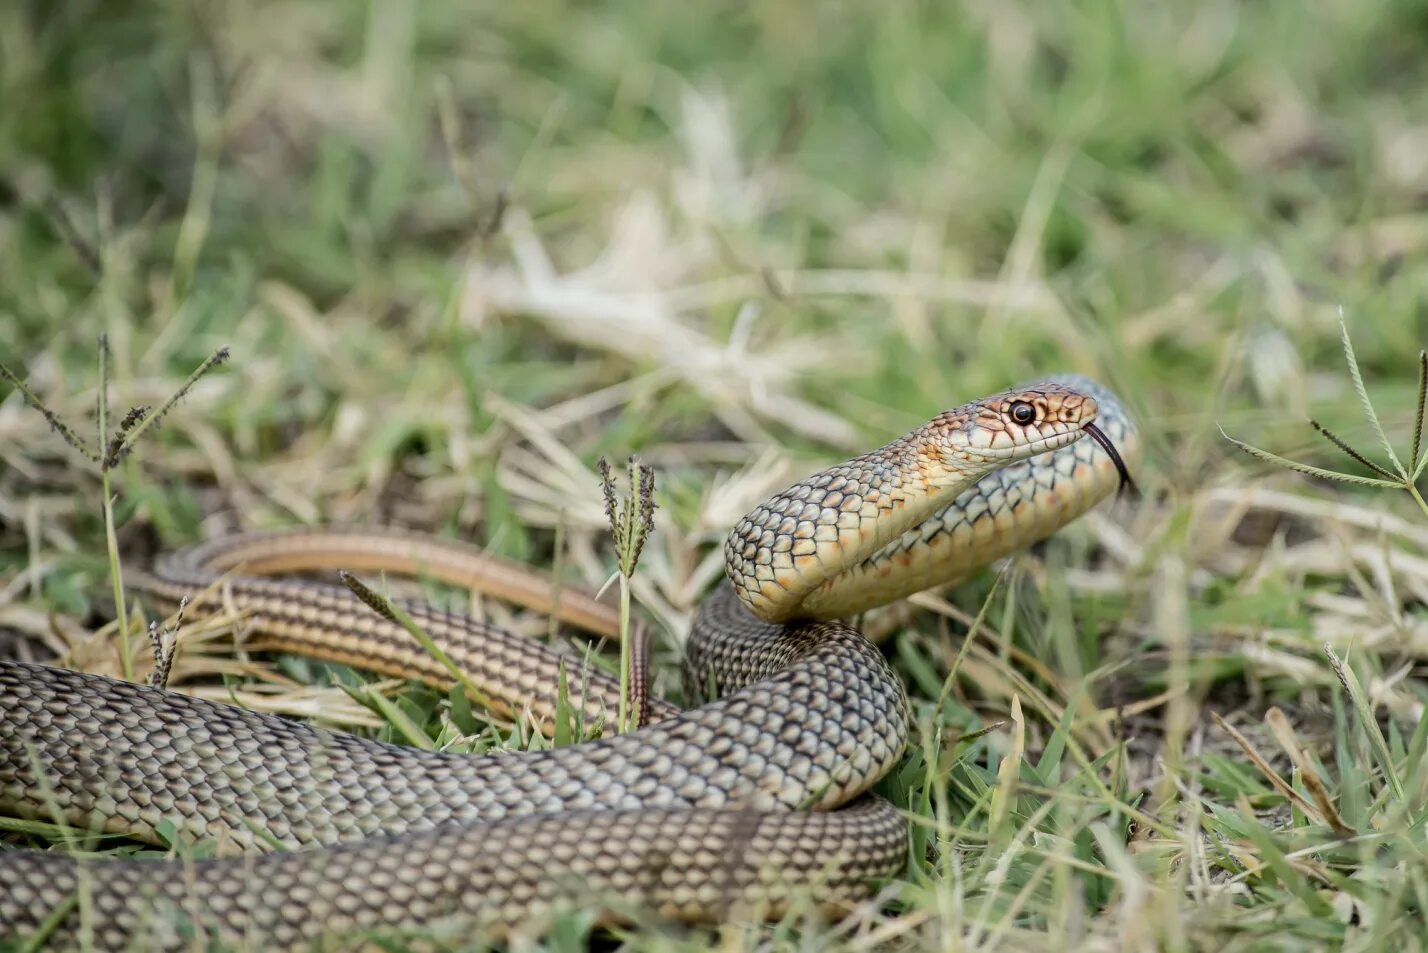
[0,374,1138,950]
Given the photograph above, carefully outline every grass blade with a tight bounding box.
[1324,643,1405,803]
[1263,706,1355,837]
[1309,420,1397,480]
[1413,351,1428,481]
[1219,427,1402,488]
[0,360,98,462]
[103,346,230,467]
[553,661,574,748]
[1234,795,1333,917]
[357,688,436,750]
[1212,711,1322,823]
[17,892,80,953]
[1401,688,1428,806]
[339,571,496,712]
[1339,319,1406,479]
[988,694,1025,842]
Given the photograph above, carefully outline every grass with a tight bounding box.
[4,0,1428,949]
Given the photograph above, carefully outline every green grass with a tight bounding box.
[4,0,1428,949]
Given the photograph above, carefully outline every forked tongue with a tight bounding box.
[1082,423,1138,498]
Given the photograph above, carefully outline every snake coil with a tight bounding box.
[0,375,1137,949]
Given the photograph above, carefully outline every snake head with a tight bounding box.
[928,381,1099,472]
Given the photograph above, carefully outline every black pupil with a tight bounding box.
[1011,402,1035,424]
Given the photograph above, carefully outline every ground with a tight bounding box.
[3,1,1428,950]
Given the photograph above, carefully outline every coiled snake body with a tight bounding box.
[0,375,1138,949]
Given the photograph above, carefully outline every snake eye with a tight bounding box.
[1008,401,1037,425]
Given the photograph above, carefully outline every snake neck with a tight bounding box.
[724,440,997,624]
[802,411,1141,619]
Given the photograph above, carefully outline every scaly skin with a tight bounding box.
[0,377,1136,950]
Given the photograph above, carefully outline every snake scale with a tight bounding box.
[0,375,1138,950]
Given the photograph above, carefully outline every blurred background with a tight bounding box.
[4,1,1428,949]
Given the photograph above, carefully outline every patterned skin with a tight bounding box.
[0,376,1136,949]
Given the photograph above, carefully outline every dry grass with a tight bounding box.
[4,1,1428,949]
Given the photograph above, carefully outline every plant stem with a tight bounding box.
[96,339,133,681]
[101,470,133,680]
[1407,482,1428,521]
[617,572,632,733]
[338,571,494,711]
